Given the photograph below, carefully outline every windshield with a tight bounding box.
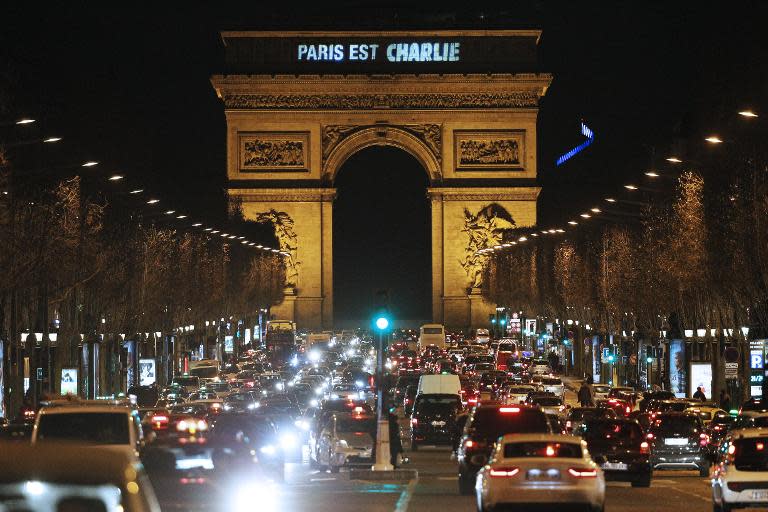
[422,327,443,335]
[469,409,549,439]
[733,438,768,471]
[504,441,582,458]
[651,416,699,435]
[337,417,376,434]
[172,376,200,386]
[37,413,130,444]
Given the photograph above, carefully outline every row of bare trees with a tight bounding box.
[0,161,286,411]
[482,152,768,392]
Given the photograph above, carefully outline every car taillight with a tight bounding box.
[565,420,572,429]
[699,433,709,447]
[640,441,650,454]
[489,467,520,478]
[625,406,631,415]
[411,418,418,426]
[499,407,520,413]
[568,468,598,478]
[646,432,655,440]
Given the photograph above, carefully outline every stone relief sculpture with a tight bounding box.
[256,209,300,287]
[243,139,305,168]
[460,203,516,289]
[321,123,442,166]
[455,131,523,169]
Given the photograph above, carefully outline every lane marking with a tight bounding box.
[394,477,418,512]
[311,477,338,482]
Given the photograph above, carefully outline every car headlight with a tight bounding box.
[232,482,278,512]
[280,433,298,449]
[310,399,319,407]
[294,420,310,431]
[259,444,277,456]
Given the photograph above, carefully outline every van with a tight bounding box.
[418,324,446,350]
[417,374,461,396]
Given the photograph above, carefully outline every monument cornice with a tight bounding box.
[228,187,337,202]
[427,186,541,201]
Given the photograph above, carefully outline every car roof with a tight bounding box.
[0,443,138,484]
[38,405,133,415]
[732,428,768,439]
[499,433,585,445]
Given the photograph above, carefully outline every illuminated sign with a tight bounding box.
[556,122,595,166]
[61,368,78,395]
[139,358,156,386]
[752,350,764,369]
[297,42,460,62]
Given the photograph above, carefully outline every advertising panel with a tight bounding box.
[592,336,601,383]
[669,339,687,398]
[139,358,156,386]
[224,335,234,354]
[60,368,78,395]
[689,362,713,399]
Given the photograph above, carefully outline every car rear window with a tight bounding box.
[733,438,768,471]
[542,378,562,385]
[741,400,768,413]
[469,408,549,439]
[337,417,376,434]
[582,421,642,441]
[504,441,582,458]
[533,397,562,407]
[37,413,129,445]
[570,409,611,421]
[651,416,699,435]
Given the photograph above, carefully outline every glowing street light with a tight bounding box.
[624,184,638,190]
[375,317,389,330]
[43,137,61,143]
[129,189,143,194]
[605,198,616,203]
[82,161,99,167]
[518,236,527,242]
[590,208,601,213]
[16,118,35,125]
[568,221,578,226]
[666,157,682,163]
[192,223,202,227]
[738,110,758,118]
[645,171,659,177]
[580,213,591,219]
[108,175,124,181]
[176,215,187,219]
[705,136,723,144]
[146,199,160,204]
[164,210,175,215]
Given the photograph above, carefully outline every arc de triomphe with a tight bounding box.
[211,30,551,330]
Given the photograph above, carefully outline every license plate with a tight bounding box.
[752,491,768,500]
[526,469,560,481]
[664,438,688,446]
[431,421,446,427]
[602,462,628,471]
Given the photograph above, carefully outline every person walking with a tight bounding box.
[693,386,706,401]
[578,380,594,407]
[719,389,731,411]
[389,409,403,468]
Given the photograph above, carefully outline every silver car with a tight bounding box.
[314,413,375,473]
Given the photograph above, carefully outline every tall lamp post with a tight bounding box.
[373,315,393,471]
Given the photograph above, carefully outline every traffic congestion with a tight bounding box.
[1,323,765,511]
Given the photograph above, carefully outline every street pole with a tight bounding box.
[373,317,393,471]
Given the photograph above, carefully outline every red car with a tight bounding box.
[598,398,633,417]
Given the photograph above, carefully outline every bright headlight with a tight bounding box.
[233,483,278,512]
[259,444,277,456]
[280,433,297,449]
[355,380,364,388]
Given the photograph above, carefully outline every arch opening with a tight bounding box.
[333,146,431,327]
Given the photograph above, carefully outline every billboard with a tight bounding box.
[592,336,601,383]
[689,362,713,400]
[224,335,234,354]
[669,339,687,398]
[60,368,78,395]
[139,358,156,386]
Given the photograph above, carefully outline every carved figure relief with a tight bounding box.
[239,133,309,170]
[255,209,300,287]
[460,203,516,289]
[224,92,540,110]
[322,123,442,167]
[455,131,524,169]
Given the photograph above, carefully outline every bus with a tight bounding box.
[265,320,297,364]
[495,339,518,371]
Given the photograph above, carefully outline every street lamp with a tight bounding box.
[372,314,393,471]
[705,136,723,144]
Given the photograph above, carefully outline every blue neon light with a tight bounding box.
[556,122,595,166]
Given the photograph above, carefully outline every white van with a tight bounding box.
[418,324,446,350]
[417,374,461,397]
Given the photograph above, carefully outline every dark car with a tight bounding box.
[582,418,652,487]
[456,404,550,494]
[223,390,261,413]
[207,413,285,481]
[393,375,421,403]
[648,412,710,476]
[566,407,617,434]
[410,396,460,450]
[257,406,302,462]
[639,390,675,412]
[403,384,418,415]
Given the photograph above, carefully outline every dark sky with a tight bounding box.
[2,3,766,321]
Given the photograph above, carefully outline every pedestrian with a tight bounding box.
[388,409,403,468]
[693,386,706,401]
[720,389,731,411]
[577,380,594,407]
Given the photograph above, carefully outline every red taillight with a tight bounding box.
[465,439,475,449]
[565,420,572,429]
[499,407,520,413]
[646,432,655,440]
[411,418,418,426]
[625,406,631,415]
[568,468,598,478]
[699,433,709,447]
[640,441,650,454]
[489,467,520,478]
[468,398,478,404]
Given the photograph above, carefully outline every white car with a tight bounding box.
[313,413,375,473]
[593,384,611,401]
[531,360,550,375]
[713,428,768,511]
[476,433,605,512]
[505,385,536,404]
[540,377,565,398]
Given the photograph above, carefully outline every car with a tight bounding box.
[457,404,551,494]
[170,375,201,393]
[539,376,565,398]
[530,359,550,375]
[593,384,611,401]
[683,406,729,425]
[313,412,375,472]
[32,405,145,456]
[638,390,676,412]
[223,390,261,412]
[527,394,567,418]
[208,413,286,482]
[565,407,617,435]
[0,442,160,511]
[475,434,605,512]
[647,412,711,476]
[581,418,652,487]
[504,385,536,405]
[712,428,768,512]
[403,384,418,415]
[596,398,633,417]
[411,394,461,450]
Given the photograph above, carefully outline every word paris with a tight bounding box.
[297,42,461,63]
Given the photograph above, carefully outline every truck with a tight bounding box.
[418,324,446,350]
[265,320,297,364]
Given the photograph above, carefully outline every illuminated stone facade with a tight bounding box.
[212,30,550,329]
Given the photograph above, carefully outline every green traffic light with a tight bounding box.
[607,355,615,363]
[491,318,496,324]
[375,317,389,330]
[646,357,653,363]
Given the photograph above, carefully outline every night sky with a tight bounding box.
[2,4,766,323]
